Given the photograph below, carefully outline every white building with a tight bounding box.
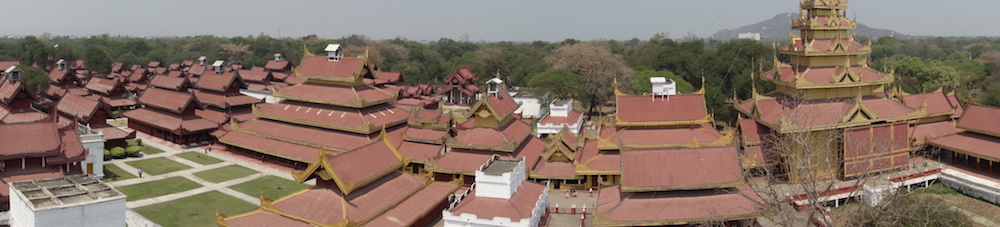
[79,124,106,178]
[8,174,126,227]
[535,99,584,137]
[508,87,549,119]
[443,156,549,227]
[738,32,761,41]
[649,77,677,95]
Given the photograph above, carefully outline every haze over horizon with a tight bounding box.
[0,0,993,41]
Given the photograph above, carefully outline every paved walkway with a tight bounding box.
[105,130,306,210]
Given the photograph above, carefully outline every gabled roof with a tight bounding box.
[448,119,533,152]
[576,141,621,174]
[148,75,192,91]
[397,141,442,162]
[254,101,406,134]
[291,133,403,195]
[123,108,218,133]
[448,181,548,221]
[0,114,87,161]
[275,83,395,109]
[227,119,374,153]
[55,94,111,122]
[0,76,39,105]
[735,94,921,132]
[599,124,730,150]
[375,71,402,84]
[444,66,477,85]
[84,77,121,95]
[739,118,770,145]
[193,90,261,109]
[295,57,372,83]
[47,68,76,84]
[137,87,200,114]
[128,68,149,83]
[911,120,962,144]
[956,104,1000,138]
[595,186,766,226]
[264,60,291,71]
[620,147,742,192]
[615,93,710,126]
[195,71,244,92]
[902,91,963,118]
[237,70,272,83]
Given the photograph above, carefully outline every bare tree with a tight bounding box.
[545,43,635,116]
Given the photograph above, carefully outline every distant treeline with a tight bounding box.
[2,34,999,120]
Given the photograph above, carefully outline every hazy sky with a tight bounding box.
[1,0,994,41]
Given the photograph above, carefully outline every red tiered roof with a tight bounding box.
[739,118,770,144]
[739,95,915,127]
[195,71,244,92]
[256,101,406,133]
[612,125,723,147]
[616,94,707,123]
[237,70,272,83]
[596,186,766,225]
[297,57,366,79]
[84,77,121,95]
[264,60,291,72]
[620,147,741,191]
[233,119,373,152]
[790,39,864,52]
[193,90,261,109]
[956,105,1000,137]
[766,66,885,85]
[55,94,109,122]
[902,92,963,116]
[123,108,217,132]
[397,141,442,162]
[137,88,199,114]
[911,121,962,142]
[277,83,394,107]
[217,130,326,163]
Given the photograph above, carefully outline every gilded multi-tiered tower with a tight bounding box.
[735,0,926,181]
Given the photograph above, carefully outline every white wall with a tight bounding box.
[513,97,542,119]
[941,169,1000,205]
[240,90,284,103]
[80,127,105,178]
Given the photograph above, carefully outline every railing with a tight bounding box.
[126,209,161,227]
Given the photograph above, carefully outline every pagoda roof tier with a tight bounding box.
[764,65,890,88]
[594,185,767,227]
[397,141,442,163]
[294,57,373,85]
[615,93,711,127]
[123,108,218,133]
[0,115,86,161]
[911,121,962,145]
[194,90,261,109]
[956,105,1000,138]
[530,159,578,179]
[291,135,404,194]
[799,0,848,10]
[402,127,449,144]
[430,137,544,175]
[791,14,857,30]
[228,119,375,153]
[929,132,1000,162]
[195,71,245,92]
[620,147,742,192]
[408,108,452,130]
[148,75,192,91]
[446,119,533,153]
[217,130,329,163]
[0,107,48,124]
[576,141,621,175]
[84,77,122,95]
[221,172,458,227]
[735,94,923,133]
[739,118,771,146]
[598,124,732,150]
[56,94,111,122]
[237,70,272,83]
[254,101,407,134]
[781,38,870,56]
[274,83,396,109]
[901,91,963,119]
[448,181,548,221]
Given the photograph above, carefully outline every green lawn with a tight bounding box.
[125,157,191,175]
[176,152,223,165]
[134,191,256,227]
[193,165,258,183]
[114,176,201,201]
[128,139,166,154]
[101,164,136,182]
[229,175,310,200]
[913,183,962,196]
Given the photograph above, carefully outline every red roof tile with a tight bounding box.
[105,97,137,108]
[322,140,402,189]
[367,182,458,226]
[195,71,242,92]
[485,91,519,118]
[137,88,198,114]
[218,130,325,163]
[614,125,722,147]
[264,60,291,71]
[55,94,107,122]
[237,70,272,82]
[743,95,915,127]
[398,141,442,161]
[403,127,448,143]
[124,108,217,132]
[277,83,394,108]
[903,92,962,116]
[0,77,33,105]
[91,124,135,141]
[449,181,547,221]
[929,132,1000,161]
[532,160,577,177]
[297,57,366,79]
[47,68,76,84]
[0,120,60,155]
[739,118,769,144]
[957,105,1000,137]
[375,71,402,84]
[193,90,261,108]
[766,66,885,85]
[597,186,765,225]
[911,121,962,142]
[434,151,496,173]
[269,172,426,225]
[621,147,741,191]
[235,119,372,152]
[223,211,313,227]
[84,77,120,95]
[616,94,707,123]
[257,101,405,132]
[195,108,229,124]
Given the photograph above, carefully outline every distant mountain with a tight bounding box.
[710,13,900,41]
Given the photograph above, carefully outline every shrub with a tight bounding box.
[103,149,111,156]
[111,147,126,157]
[125,146,142,156]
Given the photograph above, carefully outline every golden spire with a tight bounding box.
[694,76,706,94]
[613,77,626,96]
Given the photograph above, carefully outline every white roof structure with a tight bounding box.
[325,44,342,52]
[649,77,667,84]
[212,60,225,68]
[5,66,18,73]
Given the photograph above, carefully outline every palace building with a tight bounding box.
[734,0,925,181]
[215,44,410,167]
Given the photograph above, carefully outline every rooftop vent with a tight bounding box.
[212,60,225,74]
[5,66,21,82]
[486,78,503,98]
[325,44,343,62]
[274,53,284,62]
[650,77,676,96]
[198,56,208,66]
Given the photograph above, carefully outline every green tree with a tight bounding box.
[17,36,53,70]
[83,46,113,77]
[632,69,694,94]
[17,65,49,95]
[528,69,584,100]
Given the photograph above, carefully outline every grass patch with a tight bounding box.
[115,176,201,201]
[134,191,256,227]
[127,139,166,154]
[230,175,310,199]
[125,157,191,175]
[101,164,136,182]
[913,183,962,196]
[176,152,223,165]
[193,165,258,183]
